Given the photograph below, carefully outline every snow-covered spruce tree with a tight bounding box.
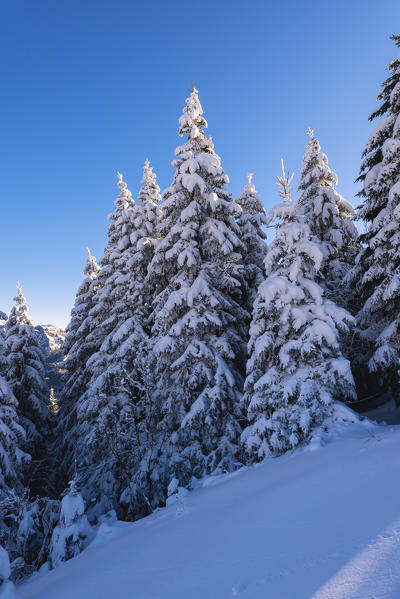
[89,160,162,519]
[83,172,136,368]
[350,35,400,396]
[50,479,91,568]
[58,248,100,482]
[112,159,164,517]
[241,166,356,459]
[146,88,248,490]
[0,492,59,583]
[70,174,137,518]
[297,129,358,309]
[0,332,28,498]
[3,286,49,490]
[101,160,162,384]
[71,168,161,519]
[234,173,267,316]
[132,159,163,286]
[62,247,100,408]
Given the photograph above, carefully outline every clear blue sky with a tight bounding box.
[1,0,399,327]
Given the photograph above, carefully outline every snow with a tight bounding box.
[14,418,400,599]
[0,546,10,581]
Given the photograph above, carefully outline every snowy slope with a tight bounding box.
[14,417,400,599]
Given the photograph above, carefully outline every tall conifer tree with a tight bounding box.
[234,173,267,316]
[297,129,358,308]
[0,332,28,497]
[146,88,247,489]
[350,35,400,394]
[3,286,48,490]
[242,167,356,459]
[59,248,100,481]
[71,175,138,517]
[71,166,162,518]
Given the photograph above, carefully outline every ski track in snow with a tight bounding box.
[14,423,400,599]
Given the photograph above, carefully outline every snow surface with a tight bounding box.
[0,546,10,581]
[15,419,400,599]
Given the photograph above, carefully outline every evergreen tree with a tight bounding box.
[0,333,28,498]
[132,158,163,289]
[62,247,100,407]
[3,286,49,489]
[50,479,91,568]
[83,173,136,371]
[102,160,162,367]
[110,159,163,516]
[71,166,161,519]
[70,175,137,518]
[146,88,247,490]
[234,173,267,315]
[241,168,356,459]
[350,35,400,396]
[58,248,100,481]
[297,129,358,308]
[0,493,59,582]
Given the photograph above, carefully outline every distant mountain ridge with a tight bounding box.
[34,324,65,359]
[0,313,65,358]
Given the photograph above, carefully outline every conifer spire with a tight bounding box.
[297,129,358,305]
[146,87,247,490]
[84,247,100,279]
[115,172,134,211]
[138,159,162,207]
[235,172,268,316]
[178,87,208,141]
[276,159,294,202]
[9,283,33,327]
[241,165,355,459]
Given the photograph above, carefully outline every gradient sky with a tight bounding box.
[1,0,399,327]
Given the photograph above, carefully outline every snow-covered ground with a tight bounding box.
[14,414,400,599]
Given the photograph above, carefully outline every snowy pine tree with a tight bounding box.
[58,248,101,482]
[50,479,91,568]
[146,88,247,490]
[70,167,162,519]
[133,159,162,286]
[100,160,162,387]
[111,159,163,516]
[3,286,49,487]
[297,129,358,308]
[69,175,138,517]
[241,167,356,459]
[234,173,267,316]
[350,35,400,396]
[62,247,100,406]
[0,333,28,498]
[83,172,136,370]
[0,492,59,583]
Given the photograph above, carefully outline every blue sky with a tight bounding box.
[1,0,399,327]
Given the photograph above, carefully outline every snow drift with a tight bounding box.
[14,415,400,599]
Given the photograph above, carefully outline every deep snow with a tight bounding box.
[13,413,400,599]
